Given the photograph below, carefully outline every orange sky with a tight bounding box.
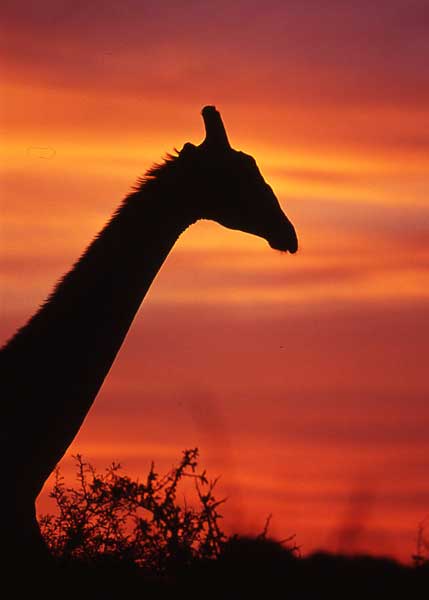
[1,0,429,563]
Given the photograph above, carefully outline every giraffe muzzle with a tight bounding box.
[268,219,298,254]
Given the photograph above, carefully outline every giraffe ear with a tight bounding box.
[201,106,231,150]
[180,142,197,156]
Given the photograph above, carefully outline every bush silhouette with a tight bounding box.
[37,449,429,599]
[39,448,232,572]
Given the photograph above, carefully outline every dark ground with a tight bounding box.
[9,538,428,600]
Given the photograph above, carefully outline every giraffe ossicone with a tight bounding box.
[201,105,231,149]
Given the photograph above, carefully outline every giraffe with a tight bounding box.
[0,106,298,564]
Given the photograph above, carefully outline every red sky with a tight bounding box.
[1,0,429,562]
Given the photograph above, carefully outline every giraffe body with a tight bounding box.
[0,107,298,564]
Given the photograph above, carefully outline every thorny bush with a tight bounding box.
[39,448,227,573]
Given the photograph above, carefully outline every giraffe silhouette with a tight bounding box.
[0,106,298,564]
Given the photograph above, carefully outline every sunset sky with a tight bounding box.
[1,0,428,563]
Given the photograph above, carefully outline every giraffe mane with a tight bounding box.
[1,149,187,347]
[131,151,180,192]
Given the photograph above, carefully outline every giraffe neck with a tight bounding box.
[1,168,195,499]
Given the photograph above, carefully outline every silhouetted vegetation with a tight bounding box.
[39,448,233,571]
[37,449,428,599]
[412,516,429,568]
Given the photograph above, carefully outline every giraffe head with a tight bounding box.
[179,106,298,253]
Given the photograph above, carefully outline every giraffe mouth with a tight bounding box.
[269,240,297,253]
[268,225,298,254]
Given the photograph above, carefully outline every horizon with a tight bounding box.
[1,0,428,564]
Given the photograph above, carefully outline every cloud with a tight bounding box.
[2,0,428,116]
[2,0,427,563]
